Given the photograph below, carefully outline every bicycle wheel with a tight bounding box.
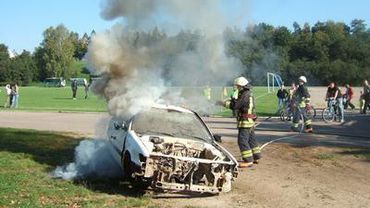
[305,105,316,120]
[297,110,305,133]
[280,110,286,121]
[322,107,335,122]
[312,106,317,119]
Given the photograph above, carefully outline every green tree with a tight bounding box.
[0,44,10,83]
[36,24,76,80]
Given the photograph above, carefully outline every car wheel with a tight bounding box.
[122,152,151,189]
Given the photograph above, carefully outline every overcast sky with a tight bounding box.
[1,0,369,53]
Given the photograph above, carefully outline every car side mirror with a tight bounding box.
[113,121,121,130]
[122,122,128,131]
[214,135,222,143]
[114,121,128,130]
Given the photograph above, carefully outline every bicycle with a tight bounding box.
[305,103,317,120]
[322,98,339,122]
[279,101,306,133]
[279,102,293,121]
[280,101,316,122]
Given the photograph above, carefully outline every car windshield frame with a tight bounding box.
[131,108,213,143]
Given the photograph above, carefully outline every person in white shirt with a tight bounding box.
[4,84,11,108]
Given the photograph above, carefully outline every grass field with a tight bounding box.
[0,86,278,116]
[0,128,152,207]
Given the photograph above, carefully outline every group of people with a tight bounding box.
[71,79,90,100]
[3,83,19,108]
[277,79,370,123]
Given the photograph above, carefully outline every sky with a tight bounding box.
[1,0,370,53]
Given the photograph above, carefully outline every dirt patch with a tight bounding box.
[153,142,370,208]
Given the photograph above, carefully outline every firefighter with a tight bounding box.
[224,77,261,168]
[291,76,313,133]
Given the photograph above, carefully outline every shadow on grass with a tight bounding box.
[0,128,81,168]
[0,128,148,197]
[73,179,147,197]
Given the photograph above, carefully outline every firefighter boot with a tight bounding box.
[304,125,313,133]
[238,161,253,168]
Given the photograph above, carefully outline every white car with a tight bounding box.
[108,104,238,194]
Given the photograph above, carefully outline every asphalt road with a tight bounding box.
[0,111,369,148]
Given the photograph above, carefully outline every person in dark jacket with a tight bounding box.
[326,82,344,122]
[277,84,289,110]
[71,79,78,100]
[343,84,355,110]
[224,77,261,168]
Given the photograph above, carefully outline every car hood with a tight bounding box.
[133,132,237,165]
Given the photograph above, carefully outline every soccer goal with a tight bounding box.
[267,72,283,93]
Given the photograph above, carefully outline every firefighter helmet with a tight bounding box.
[234,77,249,86]
[299,76,307,83]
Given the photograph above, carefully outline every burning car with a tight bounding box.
[108,104,238,193]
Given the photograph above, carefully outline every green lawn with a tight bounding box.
[0,86,278,116]
[0,86,107,112]
[0,128,152,207]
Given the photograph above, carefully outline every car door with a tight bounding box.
[108,117,128,155]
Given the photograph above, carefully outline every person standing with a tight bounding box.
[4,84,11,108]
[11,83,19,108]
[223,77,261,168]
[71,79,78,100]
[292,76,313,133]
[344,84,355,110]
[325,82,344,122]
[84,79,89,99]
[362,80,370,114]
[288,83,297,102]
[203,85,211,101]
[229,85,239,117]
[276,85,289,110]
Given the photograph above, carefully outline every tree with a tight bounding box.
[351,19,366,34]
[0,44,10,83]
[36,24,76,80]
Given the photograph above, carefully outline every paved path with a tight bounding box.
[0,111,369,148]
[0,111,109,137]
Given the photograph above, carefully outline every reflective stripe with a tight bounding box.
[248,96,254,114]
[241,150,253,158]
[238,120,254,128]
[304,120,312,125]
[238,96,255,128]
[252,147,261,154]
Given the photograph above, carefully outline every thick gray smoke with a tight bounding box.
[53,139,123,180]
[87,0,248,118]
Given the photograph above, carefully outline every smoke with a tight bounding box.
[87,0,248,118]
[53,139,123,180]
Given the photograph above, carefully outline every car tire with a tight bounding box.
[122,152,151,189]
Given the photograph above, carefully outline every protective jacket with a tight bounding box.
[294,85,310,108]
[228,85,256,128]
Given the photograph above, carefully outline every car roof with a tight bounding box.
[151,103,194,114]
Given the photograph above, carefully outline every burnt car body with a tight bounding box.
[108,104,238,193]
